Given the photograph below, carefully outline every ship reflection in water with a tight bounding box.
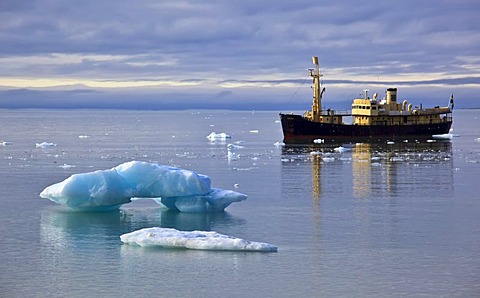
[281,140,453,201]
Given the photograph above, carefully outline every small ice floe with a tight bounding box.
[59,163,76,169]
[386,141,395,145]
[426,139,436,143]
[310,151,322,155]
[474,138,480,143]
[371,162,382,167]
[333,146,350,153]
[36,142,57,148]
[1,141,13,146]
[432,133,453,139]
[313,139,324,144]
[274,120,281,123]
[249,130,259,134]
[120,228,277,252]
[322,157,335,162]
[78,135,90,139]
[207,132,231,140]
[274,141,285,146]
[234,183,239,189]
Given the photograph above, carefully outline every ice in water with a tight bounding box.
[40,161,247,212]
[206,132,231,140]
[120,227,277,252]
[36,142,57,148]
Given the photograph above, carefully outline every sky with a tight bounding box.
[0,0,479,110]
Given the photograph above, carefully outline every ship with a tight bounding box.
[279,57,453,144]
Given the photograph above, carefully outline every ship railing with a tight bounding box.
[320,110,352,116]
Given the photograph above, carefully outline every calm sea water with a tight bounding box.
[0,109,479,297]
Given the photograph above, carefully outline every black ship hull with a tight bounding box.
[280,113,453,144]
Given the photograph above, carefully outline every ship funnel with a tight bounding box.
[386,88,397,104]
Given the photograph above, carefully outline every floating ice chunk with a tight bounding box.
[274,141,285,146]
[1,141,13,146]
[59,163,76,169]
[249,130,259,134]
[322,157,335,162]
[160,189,247,212]
[386,141,395,145]
[432,133,453,139]
[78,135,90,139]
[313,139,324,144]
[207,132,231,140]
[333,146,349,153]
[475,138,480,143]
[36,142,57,148]
[427,139,436,143]
[120,227,278,252]
[40,161,246,212]
[227,144,244,150]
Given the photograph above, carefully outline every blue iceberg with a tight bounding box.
[40,161,247,212]
[120,227,278,252]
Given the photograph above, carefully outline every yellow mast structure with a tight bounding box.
[309,56,325,121]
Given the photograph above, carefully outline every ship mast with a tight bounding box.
[310,56,324,121]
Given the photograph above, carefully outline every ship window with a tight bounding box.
[367,106,370,109]
[372,106,377,110]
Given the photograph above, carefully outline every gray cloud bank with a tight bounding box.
[0,0,479,109]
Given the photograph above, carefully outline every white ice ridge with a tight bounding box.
[1,141,13,146]
[36,142,57,148]
[333,146,350,152]
[40,161,247,212]
[120,227,278,252]
[207,132,231,140]
[432,133,453,139]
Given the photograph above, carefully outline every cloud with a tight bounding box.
[0,0,479,109]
